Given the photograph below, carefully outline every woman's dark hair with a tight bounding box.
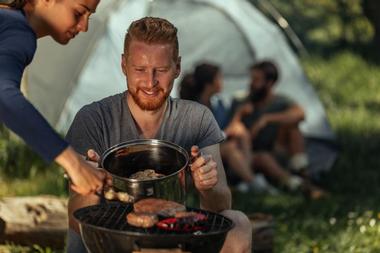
[179,63,220,101]
[0,0,26,9]
[250,60,279,84]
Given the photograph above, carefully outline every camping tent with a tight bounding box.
[26,0,337,174]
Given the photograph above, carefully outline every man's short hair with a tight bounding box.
[250,61,279,84]
[124,17,179,60]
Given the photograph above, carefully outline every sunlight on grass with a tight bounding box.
[0,169,68,197]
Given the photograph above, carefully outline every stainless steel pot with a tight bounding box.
[100,139,189,204]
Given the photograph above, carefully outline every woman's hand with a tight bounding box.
[56,146,106,195]
[85,149,113,187]
[190,146,218,191]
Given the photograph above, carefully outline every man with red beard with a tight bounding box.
[65,17,252,253]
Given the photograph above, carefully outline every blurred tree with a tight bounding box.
[337,0,350,47]
[253,0,372,54]
[362,0,380,49]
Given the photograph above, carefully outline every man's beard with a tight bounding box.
[249,86,269,103]
[129,88,170,111]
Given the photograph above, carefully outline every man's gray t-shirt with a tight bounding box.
[66,92,224,156]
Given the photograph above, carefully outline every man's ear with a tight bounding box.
[175,56,181,78]
[121,54,127,75]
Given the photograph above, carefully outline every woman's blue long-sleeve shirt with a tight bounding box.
[0,8,68,162]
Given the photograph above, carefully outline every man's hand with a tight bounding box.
[225,120,249,138]
[190,146,218,191]
[237,103,254,117]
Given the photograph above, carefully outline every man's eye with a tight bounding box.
[157,69,168,73]
[135,68,145,72]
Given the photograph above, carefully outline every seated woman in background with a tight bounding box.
[178,63,274,193]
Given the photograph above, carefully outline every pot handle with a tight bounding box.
[95,190,107,205]
[190,149,203,166]
[63,172,107,204]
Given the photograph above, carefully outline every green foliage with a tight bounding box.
[0,125,50,179]
[31,245,54,253]
[0,126,68,197]
[256,0,373,53]
[0,244,62,253]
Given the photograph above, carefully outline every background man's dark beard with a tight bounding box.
[249,86,269,103]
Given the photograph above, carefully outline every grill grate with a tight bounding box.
[75,202,233,235]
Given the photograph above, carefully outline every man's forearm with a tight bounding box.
[198,144,232,212]
[265,106,305,125]
[199,185,232,212]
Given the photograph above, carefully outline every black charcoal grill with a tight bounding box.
[74,202,234,253]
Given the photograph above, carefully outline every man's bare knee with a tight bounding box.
[220,210,252,253]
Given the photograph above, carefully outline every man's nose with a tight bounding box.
[146,71,158,88]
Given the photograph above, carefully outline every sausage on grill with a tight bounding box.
[126,212,158,228]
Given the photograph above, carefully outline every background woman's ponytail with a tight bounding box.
[179,73,198,101]
[0,0,26,9]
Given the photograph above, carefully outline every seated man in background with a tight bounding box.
[232,60,325,198]
[66,17,252,253]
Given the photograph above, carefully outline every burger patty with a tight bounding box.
[133,198,186,217]
[126,212,158,228]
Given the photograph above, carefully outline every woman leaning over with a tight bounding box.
[0,0,105,195]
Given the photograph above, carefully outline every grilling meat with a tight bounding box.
[103,187,134,203]
[126,212,158,228]
[129,169,165,180]
[104,187,116,200]
[127,198,208,229]
[133,198,186,217]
